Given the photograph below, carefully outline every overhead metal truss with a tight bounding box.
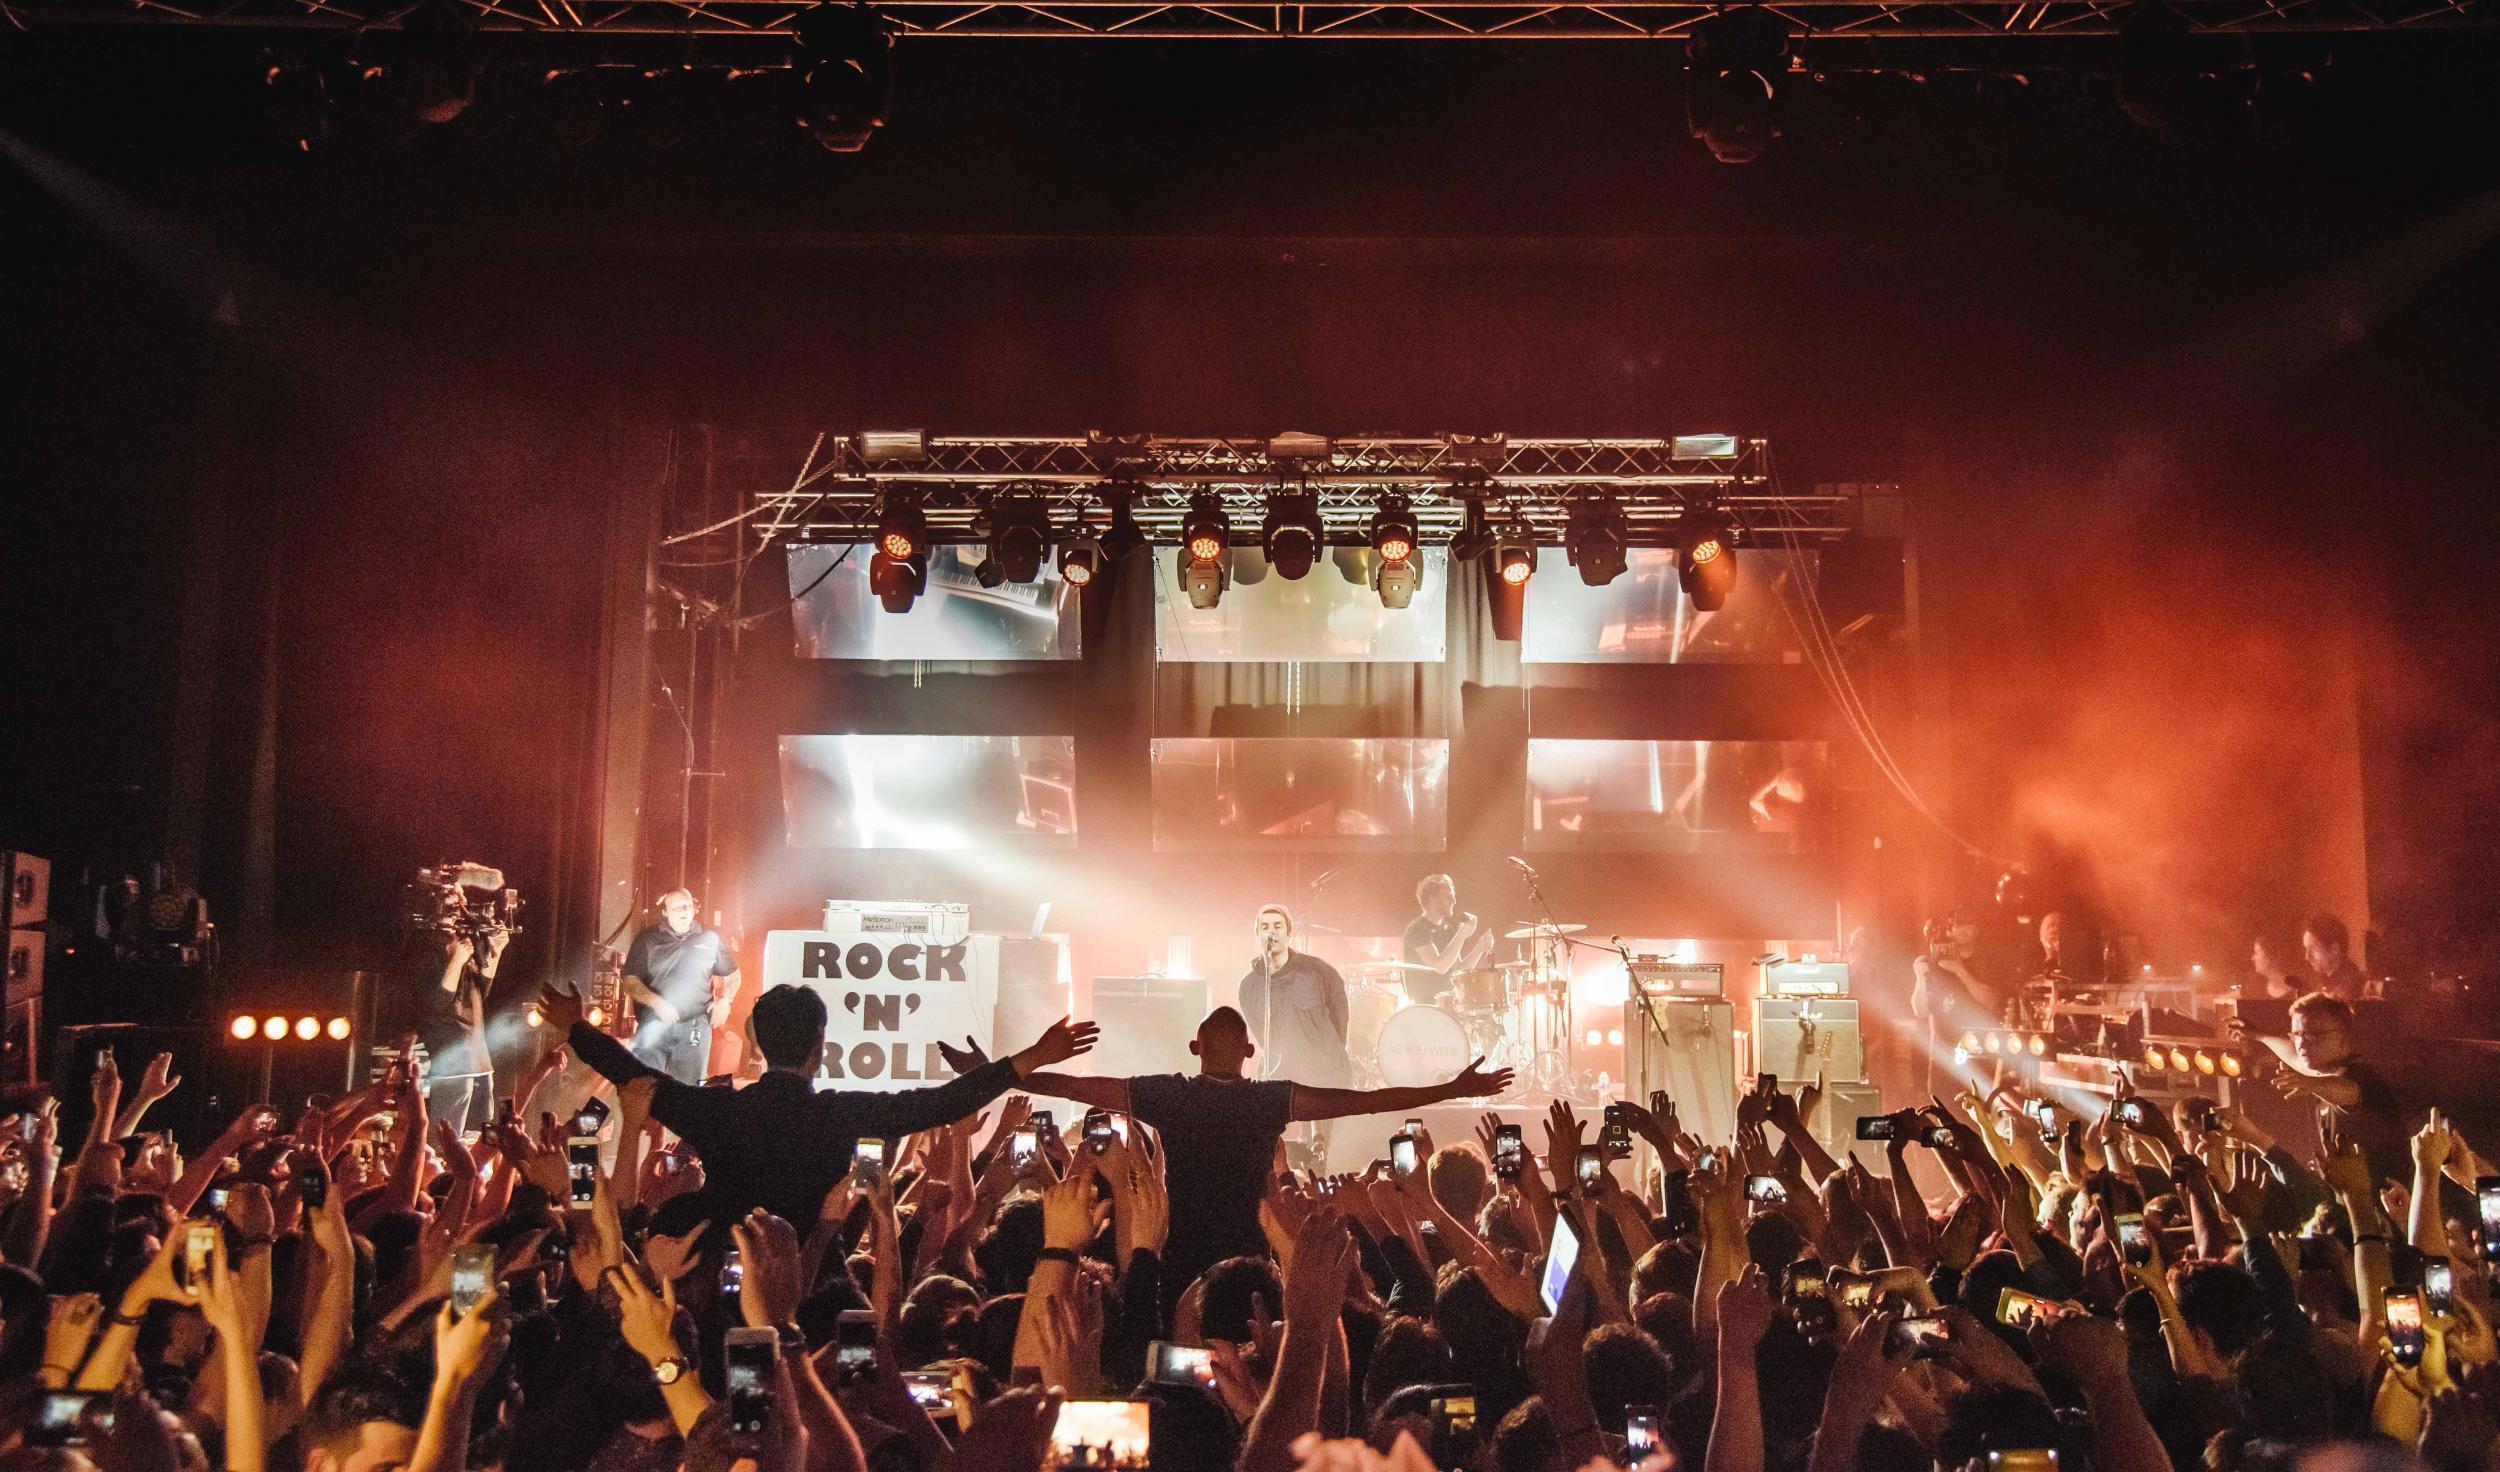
[21,0,2487,36]
[749,432,1861,549]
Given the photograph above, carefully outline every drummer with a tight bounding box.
[1402,874,1491,1003]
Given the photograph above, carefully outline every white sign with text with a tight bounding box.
[759,930,999,1092]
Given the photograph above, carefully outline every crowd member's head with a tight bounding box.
[1935,1384,2073,1469]
[300,1365,425,1472]
[2177,1260,2269,1361]
[2253,930,2297,980]
[971,1196,1046,1295]
[1581,1323,1676,1429]
[1188,1008,1255,1077]
[748,984,829,1074]
[1433,1264,1525,1393]
[2303,914,2353,978]
[1490,1395,1560,1472]
[1630,1292,1697,1379]
[1362,1315,1454,1414]
[1429,1146,1489,1222]
[898,1275,982,1366]
[2289,992,2359,1073]
[1199,1256,1283,1343]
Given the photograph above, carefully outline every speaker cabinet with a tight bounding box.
[1626,998,1736,1149]
[2,852,49,931]
[1812,1079,1887,1170]
[5,931,41,1009]
[3,997,37,1089]
[1087,976,1209,1079]
[1755,998,1864,1084]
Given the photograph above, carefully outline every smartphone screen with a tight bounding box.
[2115,1099,2146,1129]
[1890,1313,1951,1355]
[1405,1117,1425,1136]
[451,1244,495,1317]
[182,1220,217,1294]
[1986,1453,2060,1472]
[1084,1110,1115,1147]
[1855,1115,1895,1141]
[833,1308,877,1383]
[2425,1258,2456,1315]
[574,1097,611,1136]
[720,1248,745,1299]
[2116,1212,2148,1263]
[724,1327,779,1433]
[2387,1288,2426,1367]
[903,1370,957,1416]
[1744,1174,1787,1205]
[1601,1103,1632,1155]
[854,1138,887,1187]
[1923,1124,1958,1149]
[1831,1274,1874,1310]
[2478,1177,2500,1259]
[1541,1212,1580,1314]
[31,1392,111,1448]
[1391,1135,1420,1178]
[1756,1073,1777,1095]
[1493,1125,1524,1181]
[1010,1128,1039,1165]
[1049,1398,1152,1472]
[1031,1111,1054,1137]
[567,1140,599,1205]
[1997,1286,2061,1328]
[1147,1340,1216,1388]
[1624,1406,1660,1457]
[1429,1389,1479,1463]
[205,1186,230,1213]
[1576,1145,1603,1189]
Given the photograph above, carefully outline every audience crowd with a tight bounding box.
[4,979,2497,1472]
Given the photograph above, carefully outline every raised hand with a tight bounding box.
[1444,1056,1514,1100]
[1012,1017,1102,1073]
[1718,1265,1776,1352]
[135,1052,182,1106]
[1283,1207,1358,1332]
[734,1211,807,1330]
[435,1293,513,1398]
[936,1036,992,1075]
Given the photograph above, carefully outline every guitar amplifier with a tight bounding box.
[4,930,41,1010]
[1766,961,1849,997]
[820,900,971,943]
[1629,959,1725,1000]
[1754,997,1864,1084]
[1626,998,1736,1148]
[2,852,48,931]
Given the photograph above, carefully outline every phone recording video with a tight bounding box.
[1576,1145,1604,1190]
[1624,1406,1661,1458]
[1428,1389,1479,1465]
[2387,1288,2427,1368]
[853,1138,887,1188]
[1996,1286,2064,1329]
[1785,1265,1835,1335]
[724,1326,779,1434]
[573,1096,611,1138]
[1392,1134,1421,1178]
[1923,1124,1959,1150]
[1601,1104,1633,1156]
[720,1248,745,1301]
[903,1370,958,1420]
[1890,1313,1952,1355]
[1050,1398,1152,1472]
[1147,1341,1217,1390]
[834,1309,877,1384]
[2024,1099,2059,1131]
[451,1243,496,1317]
[1744,1174,1788,1205]
[566,1140,599,1205]
[2116,1212,2149,1264]
[1541,1213,1581,1315]
[1009,1128,1039,1166]
[181,1220,218,1295]
[2425,1258,2456,1315]
[1856,1115,1896,1142]
[1493,1124,1524,1181]
[2478,1177,2500,1260]
[30,1392,113,1448]
[2113,1099,2148,1130]
[1986,1453,2060,1472]
[1084,1109,1118,1148]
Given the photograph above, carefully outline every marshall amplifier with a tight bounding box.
[1765,961,1849,997]
[820,900,971,943]
[1754,997,1864,1084]
[1629,959,1725,1000]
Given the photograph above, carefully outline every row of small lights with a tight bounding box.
[1956,1029,2052,1061]
[1581,1026,1627,1047]
[2140,1044,2243,1079]
[229,1014,353,1042]
[523,999,608,1028]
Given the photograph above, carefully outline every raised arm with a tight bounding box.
[847,1018,1099,1138]
[1290,1056,1513,1122]
[1017,1071,1134,1113]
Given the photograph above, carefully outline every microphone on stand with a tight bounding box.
[1507,855,1538,875]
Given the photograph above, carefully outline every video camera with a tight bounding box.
[405,862,522,949]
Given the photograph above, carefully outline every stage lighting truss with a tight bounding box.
[755,435,1857,565]
[43,0,2466,40]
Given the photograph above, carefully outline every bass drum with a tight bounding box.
[1347,986,1401,1063]
[1376,1004,1472,1087]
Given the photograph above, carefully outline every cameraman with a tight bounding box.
[416,929,508,1134]
[620,887,741,1086]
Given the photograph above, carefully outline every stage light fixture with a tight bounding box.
[2142,1044,2166,1072]
[869,551,926,614]
[261,54,334,153]
[1058,535,1102,588]
[293,1016,320,1040]
[1176,549,1230,610]
[262,1015,288,1039]
[1182,495,1230,564]
[2220,1052,2243,1078]
[1450,498,1496,562]
[1262,494,1325,580]
[525,1001,545,1028]
[1566,497,1630,586]
[328,1016,352,1040]
[2169,1046,2192,1072]
[1374,557,1422,610]
[232,1015,258,1040]
[1684,6,1790,164]
[794,3,893,153]
[586,1003,609,1028]
[1493,533,1537,587]
[976,496,1050,586]
[1677,508,1740,611]
[875,494,926,562]
[1369,497,1419,566]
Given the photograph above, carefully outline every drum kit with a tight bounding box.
[1348,920,1593,1099]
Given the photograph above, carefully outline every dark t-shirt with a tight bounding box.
[1128,1073,1296,1283]
[1402,915,1460,970]
[2316,1057,2411,1191]
[623,922,738,1015]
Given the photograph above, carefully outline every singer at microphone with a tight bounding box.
[1237,902,1352,1089]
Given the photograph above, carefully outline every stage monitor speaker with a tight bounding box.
[1626,998,1736,1148]
[3,996,37,1090]
[5,930,42,1009]
[2,852,49,931]
[1087,976,1208,1079]
[1811,1079,1887,1170]
[1755,998,1864,1084]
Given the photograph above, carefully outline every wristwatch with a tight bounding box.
[651,1355,692,1385]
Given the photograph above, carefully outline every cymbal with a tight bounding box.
[1353,960,1442,978]
[1504,922,1587,940]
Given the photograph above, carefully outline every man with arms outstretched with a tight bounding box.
[986,1004,1511,1297]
